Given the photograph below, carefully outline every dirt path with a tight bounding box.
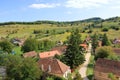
[79,43,91,80]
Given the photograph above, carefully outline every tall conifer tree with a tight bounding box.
[64,29,85,69]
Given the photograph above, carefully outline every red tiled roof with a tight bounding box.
[94,58,120,76]
[51,46,67,53]
[23,51,37,58]
[80,44,88,49]
[38,58,70,76]
[113,48,120,55]
[39,50,61,59]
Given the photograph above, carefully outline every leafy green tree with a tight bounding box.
[95,46,114,60]
[102,33,110,46]
[64,29,85,69]
[0,40,13,53]
[22,38,38,52]
[38,39,55,51]
[0,54,42,80]
[92,33,99,53]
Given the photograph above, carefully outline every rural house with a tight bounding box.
[12,38,25,46]
[94,58,120,80]
[23,51,37,58]
[80,44,88,52]
[38,58,71,78]
[39,50,61,59]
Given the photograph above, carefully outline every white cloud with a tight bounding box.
[65,0,111,8]
[29,3,60,9]
[112,6,120,9]
[66,11,72,14]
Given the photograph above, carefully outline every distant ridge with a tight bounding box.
[0,16,119,25]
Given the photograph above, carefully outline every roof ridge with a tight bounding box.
[56,59,64,74]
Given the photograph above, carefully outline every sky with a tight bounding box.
[0,0,120,22]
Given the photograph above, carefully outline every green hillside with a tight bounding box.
[0,16,120,42]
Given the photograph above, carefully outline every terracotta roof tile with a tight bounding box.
[38,58,70,76]
[39,50,61,59]
[80,44,88,49]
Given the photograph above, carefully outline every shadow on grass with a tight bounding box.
[87,74,93,80]
[87,63,93,68]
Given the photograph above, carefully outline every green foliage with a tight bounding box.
[0,54,42,80]
[95,46,113,60]
[91,33,99,53]
[21,38,38,52]
[74,71,83,80]
[0,40,13,53]
[102,27,109,32]
[86,55,94,80]
[46,76,65,80]
[38,39,55,51]
[108,73,117,80]
[102,33,111,46]
[46,77,54,80]
[64,28,85,69]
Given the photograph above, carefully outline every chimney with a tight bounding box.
[48,65,51,72]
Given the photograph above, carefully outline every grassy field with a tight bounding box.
[86,55,94,80]
[13,47,23,55]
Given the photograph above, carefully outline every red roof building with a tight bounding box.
[39,50,61,59]
[38,58,71,78]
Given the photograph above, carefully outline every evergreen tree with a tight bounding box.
[102,33,110,46]
[64,29,85,69]
[92,33,98,53]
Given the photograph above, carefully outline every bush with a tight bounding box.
[21,38,38,52]
[95,46,114,60]
[102,28,109,32]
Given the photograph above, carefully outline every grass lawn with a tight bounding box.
[13,46,23,55]
[86,55,94,80]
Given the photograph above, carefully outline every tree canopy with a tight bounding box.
[95,46,114,60]
[21,38,38,52]
[102,33,111,46]
[0,54,42,80]
[64,28,85,69]
[0,40,13,53]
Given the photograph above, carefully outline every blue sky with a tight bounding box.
[0,0,120,22]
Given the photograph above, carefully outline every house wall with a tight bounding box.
[63,69,71,78]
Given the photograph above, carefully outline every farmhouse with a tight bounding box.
[94,58,120,80]
[12,38,25,46]
[38,58,71,78]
